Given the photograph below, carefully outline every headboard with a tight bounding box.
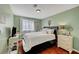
[43,26,59,30]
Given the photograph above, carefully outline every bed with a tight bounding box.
[22,27,58,52]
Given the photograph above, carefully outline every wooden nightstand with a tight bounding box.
[58,35,73,53]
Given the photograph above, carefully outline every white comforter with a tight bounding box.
[23,32,55,52]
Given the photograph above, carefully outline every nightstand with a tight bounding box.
[8,34,21,54]
[58,35,73,53]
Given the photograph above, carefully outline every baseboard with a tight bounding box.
[73,49,79,53]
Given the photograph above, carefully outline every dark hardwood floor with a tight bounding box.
[40,46,79,54]
[40,46,68,54]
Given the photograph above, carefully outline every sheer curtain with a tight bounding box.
[21,18,34,32]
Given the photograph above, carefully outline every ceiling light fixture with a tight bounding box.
[36,9,41,13]
[33,4,41,13]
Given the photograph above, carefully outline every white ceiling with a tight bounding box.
[10,4,79,19]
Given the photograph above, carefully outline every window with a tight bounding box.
[22,18,34,32]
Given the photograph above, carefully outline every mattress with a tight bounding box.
[23,32,55,52]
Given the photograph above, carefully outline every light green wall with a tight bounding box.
[14,15,20,32]
[0,4,13,53]
[14,15,42,32]
[73,37,79,51]
[42,6,79,51]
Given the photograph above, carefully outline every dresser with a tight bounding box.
[58,35,73,53]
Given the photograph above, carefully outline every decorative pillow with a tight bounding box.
[42,28,54,34]
[46,29,54,34]
[41,28,48,33]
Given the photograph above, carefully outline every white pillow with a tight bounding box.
[42,28,55,34]
[41,28,48,33]
[47,29,55,34]
[46,29,52,34]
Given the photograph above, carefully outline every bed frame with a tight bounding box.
[25,40,56,54]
